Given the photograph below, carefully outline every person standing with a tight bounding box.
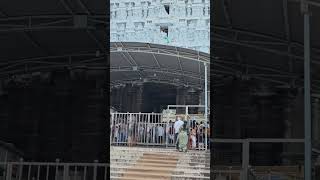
[138,123,144,143]
[157,124,164,144]
[190,127,197,149]
[167,120,174,144]
[174,117,184,150]
[177,123,188,152]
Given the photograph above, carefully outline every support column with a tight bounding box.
[135,85,143,112]
[176,87,187,114]
[204,63,208,151]
[241,140,249,180]
[302,2,311,179]
[313,98,319,141]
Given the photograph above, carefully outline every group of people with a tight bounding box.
[173,117,210,152]
[111,120,166,145]
[111,116,210,151]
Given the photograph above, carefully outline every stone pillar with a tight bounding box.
[176,87,187,114]
[186,89,199,114]
[135,85,143,112]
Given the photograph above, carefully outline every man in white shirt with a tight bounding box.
[174,117,184,150]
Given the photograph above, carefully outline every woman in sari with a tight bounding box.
[177,123,188,152]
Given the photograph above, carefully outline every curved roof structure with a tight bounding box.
[213,0,320,95]
[0,0,107,79]
[110,42,210,89]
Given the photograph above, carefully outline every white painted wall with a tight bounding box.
[110,0,210,53]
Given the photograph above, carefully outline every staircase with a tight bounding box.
[110,146,210,180]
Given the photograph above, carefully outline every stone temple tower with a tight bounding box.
[110,0,210,53]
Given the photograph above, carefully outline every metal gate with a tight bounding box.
[110,112,210,150]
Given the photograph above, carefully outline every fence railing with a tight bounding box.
[110,113,210,150]
[0,160,109,180]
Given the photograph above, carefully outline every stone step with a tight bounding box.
[112,174,210,180]
[111,160,210,167]
[110,176,170,180]
[126,166,174,173]
[111,153,209,158]
[139,154,179,160]
[111,167,210,174]
[111,162,209,169]
[111,147,210,155]
[110,175,210,180]
[136,158,179,164]
[118,171,173,178]
[112,162,209,167]
[111,152,210,158]
[171,175,210,180]
[139,156,179,162]
[110,153,210,160]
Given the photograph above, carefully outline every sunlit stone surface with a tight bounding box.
[110,0,210,53]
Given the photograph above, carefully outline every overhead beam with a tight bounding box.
[22,32,50,56]
[59,0,74,15]
[214,36,320,64]
[214,25,320,56]
[77,0,91,15]
[86,30,105,52]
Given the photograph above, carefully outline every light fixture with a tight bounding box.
[132,66,138,71]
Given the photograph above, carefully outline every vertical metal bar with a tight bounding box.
[83,166,87,180]
[185,106,188,122]
[241,140,249,180]
[37,165,40,180]
[18,159,23,180]
[302,1,311,180]
[46,165,49,180]
[74,166,78,180]
[147,114,150,146]
[166,121,169,147]
[55,159,59,180]
[111,113,114,144]
[93,160,98,180]
[204,62,208,151]
[5,162,12,180]
[27,165,31,180]
[63,164,69,180]
[104,165,107,180]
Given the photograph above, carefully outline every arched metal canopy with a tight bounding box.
[0,0,107,79]
[110,42,210,89]
[213,0,320,95]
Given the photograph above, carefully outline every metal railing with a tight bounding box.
[211,167,242,180]
[211,139,306,180]
[110,112,210,150]
[0,159,109,180]
[249,169,304,180]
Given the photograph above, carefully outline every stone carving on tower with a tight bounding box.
[110,0,210,53]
